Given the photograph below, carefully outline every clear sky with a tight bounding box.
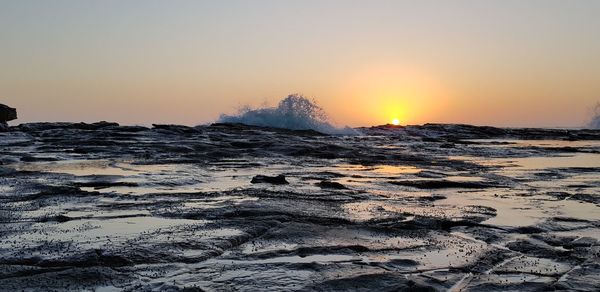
[1,0,599,127]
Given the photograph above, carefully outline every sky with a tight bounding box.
[1,0,599,127]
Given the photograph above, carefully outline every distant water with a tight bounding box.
[217,94,359,135]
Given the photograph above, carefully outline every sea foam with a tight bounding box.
[217,94,359,135]
[589,103,600,129]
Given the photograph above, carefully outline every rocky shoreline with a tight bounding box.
[0,121,599,291]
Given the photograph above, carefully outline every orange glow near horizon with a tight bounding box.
[1,2,599,128]
[331,63,449,126]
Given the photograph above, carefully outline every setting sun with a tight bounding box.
[391,118,400,125]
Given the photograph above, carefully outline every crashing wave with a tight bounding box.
[589,103,600,129]
[217,94,359,135]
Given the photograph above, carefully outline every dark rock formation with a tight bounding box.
[0,103,17,131]
[316,180,347,189]
[250,174,289,185]
[15,121,119,132]
[0,104,17,122]
[389,180,497,189]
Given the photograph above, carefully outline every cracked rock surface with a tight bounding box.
[1,122,599,291]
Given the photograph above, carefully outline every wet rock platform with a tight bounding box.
[1,122,599,291]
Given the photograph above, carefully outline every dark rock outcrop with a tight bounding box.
[15,121,119,132]
[316,180,347,189]
[0,104,17,122]
[389,180,497,189]
[0,104,17,131]
[250,174,289,185]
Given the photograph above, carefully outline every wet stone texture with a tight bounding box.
[1,122,600,291]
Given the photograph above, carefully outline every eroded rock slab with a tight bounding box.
[0,122,599,290]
